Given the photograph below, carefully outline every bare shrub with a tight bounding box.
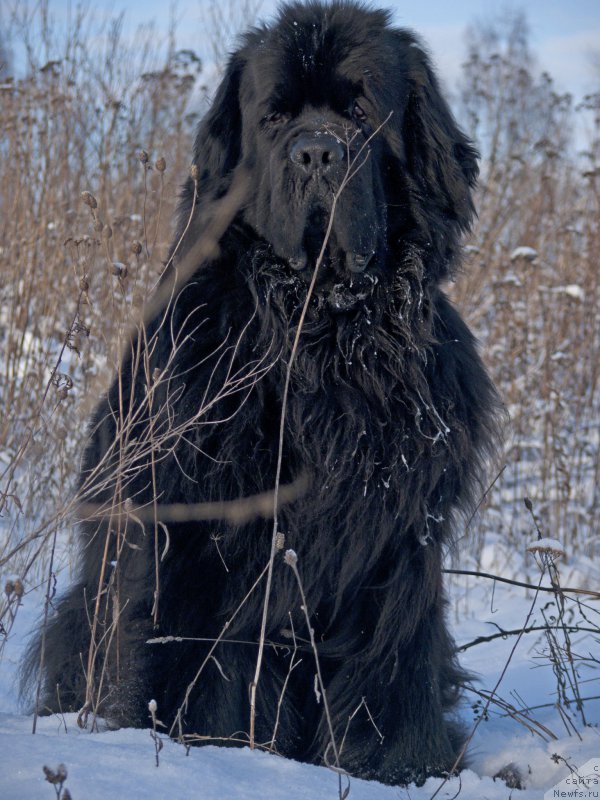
[451,12,600,570]
[0,2,199,581]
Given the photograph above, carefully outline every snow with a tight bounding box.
[496,271,522,286]
[549,284,585,301]
[1,415,598,799]
[526,537,566,557]
[1,560,598,799]
[2,714,398,800]
[510,246,538,261]
[3,711,594,800]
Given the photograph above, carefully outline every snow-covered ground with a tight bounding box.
[1,545,598,800]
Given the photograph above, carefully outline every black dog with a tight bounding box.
[25,1,500,786]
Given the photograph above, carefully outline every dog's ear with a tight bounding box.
[171,55,246,260]
[191,55,244,197]
[396,32,479,236]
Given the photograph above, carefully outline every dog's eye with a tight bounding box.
[265,111,290,127]
[352,101,367,122]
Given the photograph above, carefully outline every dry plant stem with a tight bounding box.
[269,613,301,751]
[525,499,588,727]
[443,569,600,599]
[82,506,119,723]
[151,172,197,295]
[149,702,163,767]
[142,160,150,260]
[462,685,558,742]
[169,560,271,739]
[72,286,275,695]
[248,115,391,751]
[555,702,583,739]
[78,474,309,526]
[458,623,600,651]
[148,635,287,648]
[32,526,59,734]
[83,296,169,716]
[430,569,547,800]
[463,464,507,532]
[146,168,243,312]
[285,552,345,783]
[144,332,162,627]
[72,317,276,561]
[178,733,275,751]
[507,695,600,717]
[0,580,25,661]
[338,697,384,759]
[90,595,127,732]
[0,500,80,569]
[0,287,86,512]
[55,688,68,734]
[247,207,330,748]
[101,310,148,706]
[152,169,165,250]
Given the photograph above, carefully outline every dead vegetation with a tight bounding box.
[450,13,600,570]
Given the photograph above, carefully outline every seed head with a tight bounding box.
[43,766,58,784]
[102,225,113,240]
[527,538,566,560]
[190,163,199,181]
[155,157,166,172]
[81,191,97,209]
[43,764,67,785]
[4,579,14,597]
[111,262,127,278]
[139,149,149,165]
[13,579,24,598]
[130,240,142,256]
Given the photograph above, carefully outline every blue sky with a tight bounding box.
[43,1,600,100]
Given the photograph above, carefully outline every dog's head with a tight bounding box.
[189,2,478,292]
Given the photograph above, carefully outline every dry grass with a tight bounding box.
[450,17,600,572]
[0,2,199,579]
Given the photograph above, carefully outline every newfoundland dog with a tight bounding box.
[26,0,500,786]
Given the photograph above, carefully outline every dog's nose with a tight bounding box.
[290,134,345,173]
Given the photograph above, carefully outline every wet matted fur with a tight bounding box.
[24,1,501,786]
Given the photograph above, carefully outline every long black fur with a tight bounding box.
[23,1,501,786]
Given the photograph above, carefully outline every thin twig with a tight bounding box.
[430,568,547,799]
[169,559,271,740]
[270,613,301,751]
[458,624,600,651]
[248,113,392,751]
[32,526,58,733]
[284,549,349,799]
[444,568,600,599]
[0,287,87,513]
[79,473,310,525]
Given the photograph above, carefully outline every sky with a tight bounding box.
[54,0,600,103]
